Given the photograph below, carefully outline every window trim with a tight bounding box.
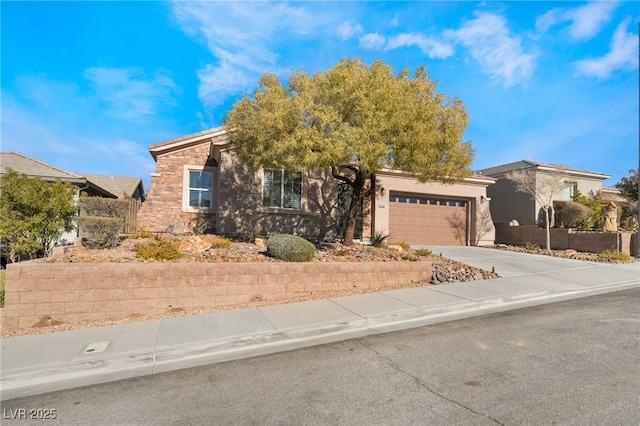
[261,168,304,211]
[182,165,216,213]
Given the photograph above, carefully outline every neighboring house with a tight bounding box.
[137,127,496,246]
[0,152,118,199]
[79,173,146,202]
[79,173,146,234]
[0,152,144,265]
[0,152,117,267]
[477,160,610,226]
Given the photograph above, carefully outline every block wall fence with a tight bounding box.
[495,224,638,256]
[2,261,432,332]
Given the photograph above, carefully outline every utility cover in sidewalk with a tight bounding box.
[83,341,110,354]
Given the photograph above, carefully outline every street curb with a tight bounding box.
[2,281,638,401]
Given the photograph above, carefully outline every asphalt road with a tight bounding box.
[3,288,639,426]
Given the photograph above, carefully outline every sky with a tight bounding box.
[1,1,639,192]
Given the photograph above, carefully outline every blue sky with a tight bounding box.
[2,1,638,191]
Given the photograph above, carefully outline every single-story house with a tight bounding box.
[477,160,610,226]
[0,152,118,199]
[136,127,496,246]
[0,152,144,264]
[79,172,146,202]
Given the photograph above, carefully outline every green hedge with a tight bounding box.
[77,217,123,249]
[267,234,315,262]
[79,197,129,249]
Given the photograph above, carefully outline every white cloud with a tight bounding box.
[359,32,453,59]
[387,33,453,59]
[171,1,327,109]
[197,62,255,108]
[575,19,639,78]
[446,13,536,87]
[536,2,619,40]
[84,67,179,119]
[359,33,386,50]
[338,21,363,40]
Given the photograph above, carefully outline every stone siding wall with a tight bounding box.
[136,143,214,234]
[495,224,637,255]
[2,261,432,332]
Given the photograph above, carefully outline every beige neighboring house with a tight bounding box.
[477,160,611,226]
[0,152,120,267]
[137,127,496,246]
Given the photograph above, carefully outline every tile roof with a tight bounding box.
[77,173,145,200]
[0,152,84,182]
[148,126,227,150]
[0,152,119,198]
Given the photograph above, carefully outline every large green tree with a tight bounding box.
[616,169,638,201]
[224,58,474,245]
[0,170,78,260]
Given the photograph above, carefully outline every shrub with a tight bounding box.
[135,240,182,260]
[598,249,632,263]
[554,200,594,229]
[415,248,432,257]
[77,217,123,249]
[210,235,232,249]
[371,230,389,247]
[392,242,411,251]
[80,197,130,218]
[79,197,129,249]
[524,242,541,252]
[130,230,155,239]
[572,190,604,229]
[266,234,315,262]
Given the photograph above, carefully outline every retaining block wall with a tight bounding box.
[2,261,432,332]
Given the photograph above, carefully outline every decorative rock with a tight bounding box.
[388,245,404,253]
[178,236,212,254]
[254,238,267,248]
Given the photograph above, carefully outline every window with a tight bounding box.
[183,166,214,212]
[263,169,302,209]
[560,181,578,201]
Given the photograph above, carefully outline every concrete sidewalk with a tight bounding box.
[1,247,638,401]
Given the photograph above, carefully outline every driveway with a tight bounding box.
[418,245,604,277]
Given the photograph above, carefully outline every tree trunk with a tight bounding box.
[342,173,366,246]
[544,206,551,251]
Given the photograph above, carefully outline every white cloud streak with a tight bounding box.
[338,21,363,40]
[536,1,619,40]
[445,13,536,87]
[171,2,326,109]
[359,32,453,59]
[575,19,639,78]
[84,67,179,119]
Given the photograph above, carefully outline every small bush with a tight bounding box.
[554,200,594,229]
[78,217,124,249]
[524,242,541,252]
[135,240,182,260]
[401,254,419,261]
[415,248,432,257]
[80,197,130,218]
[392,242,411,251]
[210,235,232,249]
[598,249,632,263]
[335,248,353,257]
[267,234,315,262]
[371,230,389,248]
[130,230,155,239]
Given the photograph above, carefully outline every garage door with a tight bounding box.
[388,193,468,246]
